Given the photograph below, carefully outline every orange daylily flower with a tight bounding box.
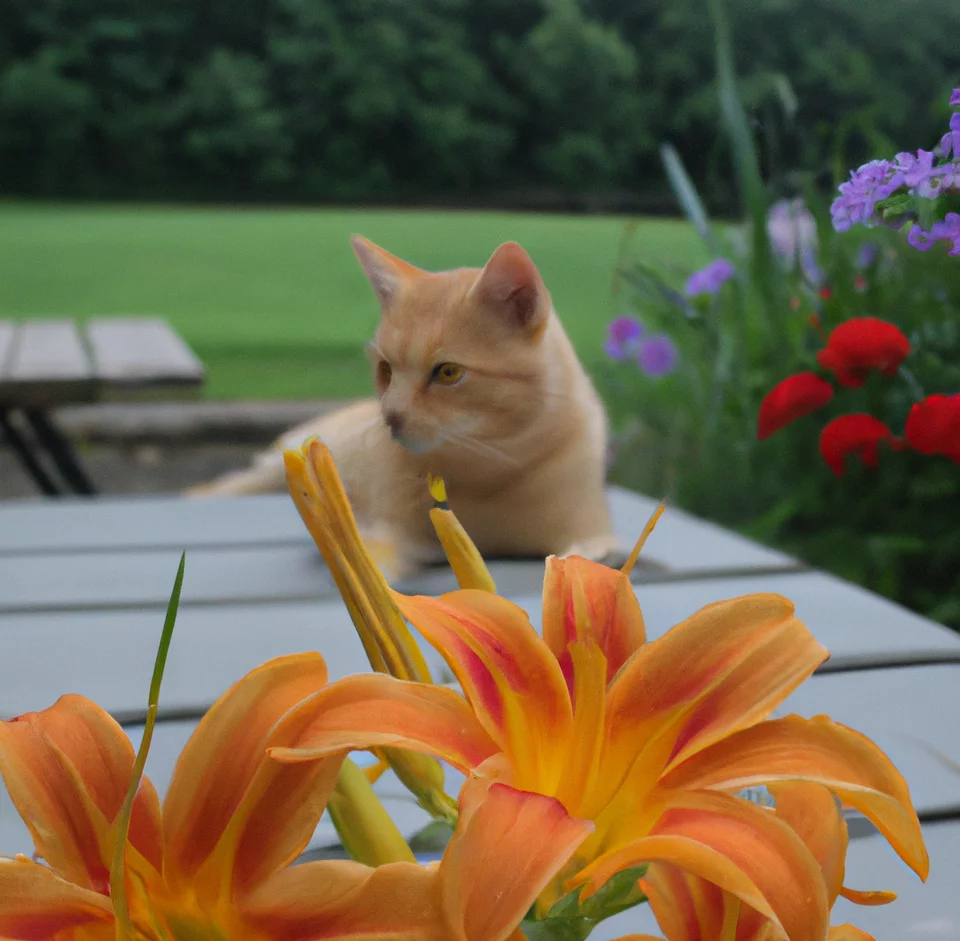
[615,782,894,941]
[273,553,928,927]
[0,653,592,941]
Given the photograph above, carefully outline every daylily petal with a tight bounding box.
[542,555,645,691]
[606,937,664,941]
[394,591,573,793]
[428,475,497,593]
[828,926,875,941]
[555,642,609,816]
[574,791,829,941]
[602,596,823,802]
[441,781,593,941]
[838,886,896,906]
[662,715,929,880]
[162,652,331,887]
[242,858,442,939]
[286,441,432,682]
[768,782,847,904]
[244,783,592,941]
[0,856,114,938]
[128,776,164,876]
[0,694,154,892]
[639,862,727,941]
[269,673,498,773]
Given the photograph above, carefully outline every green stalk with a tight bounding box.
[111,553,185,940]
[706,0,788,358]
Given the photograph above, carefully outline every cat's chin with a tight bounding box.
[397,437,441,456]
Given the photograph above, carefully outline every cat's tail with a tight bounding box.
[185,450,287,497]
[186,412,336,498]
[186,400,382,499]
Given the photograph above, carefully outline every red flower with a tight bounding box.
[905,395,960,464]
[818,286,833,301]
[757,372,834,440]
[854,274,867,292]
[816,317,910,388]
[819,414,899,476]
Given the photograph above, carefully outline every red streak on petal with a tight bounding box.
[443,631,505,729]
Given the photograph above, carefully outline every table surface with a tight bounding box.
[1,485,957,935]
[0,317,204,408]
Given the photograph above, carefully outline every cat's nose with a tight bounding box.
[384,411,404,439]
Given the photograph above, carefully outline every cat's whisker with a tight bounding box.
[442,432,521,466]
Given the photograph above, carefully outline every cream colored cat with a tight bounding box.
[191,237,619,573]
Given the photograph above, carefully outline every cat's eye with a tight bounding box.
[377,360,392,387]
[431,362,465,386]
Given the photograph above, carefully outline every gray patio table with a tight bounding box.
[1,485,958,936]
[0,317,204,496]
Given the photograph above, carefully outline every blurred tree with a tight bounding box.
[1,0,958,204]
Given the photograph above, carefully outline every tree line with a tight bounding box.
[3,0,959,209]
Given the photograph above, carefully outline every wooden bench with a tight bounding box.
[0,317,204,496]
[0,488,957,934]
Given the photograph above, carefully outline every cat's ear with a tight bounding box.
[471,242,548,333]
[351,235,423,311]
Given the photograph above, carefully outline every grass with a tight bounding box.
[0,203,706,399]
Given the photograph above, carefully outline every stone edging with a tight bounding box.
[52,400,353,445]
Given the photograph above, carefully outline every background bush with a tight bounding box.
[3,0,960,207]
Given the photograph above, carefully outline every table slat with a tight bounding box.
[1,550,956,665]
[87,317,204,387]
[0,600,447,721]
[607,486,800,574]
[0,491,802,582]
[1,578,957,722]
[0,320,96,406]
[0,322,16,382]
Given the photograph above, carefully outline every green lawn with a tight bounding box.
[0,204,706,398]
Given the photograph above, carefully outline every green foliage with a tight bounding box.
[523,865,649,941]
[2,0,959,202]
[0,203,705,398]
[600,3,960,630]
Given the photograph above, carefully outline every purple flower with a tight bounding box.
[935,213,960,255]
[896,149,942,196]
[908,224,938,252]
[908,214,960,256]
[951,89,960,107]
[767,198,817,261]
[856,242,879,269]
[799,246,825,287]
[685,258,735,297]
[604,316,644,360]
[947,114,960,163]
[830,159,904,232]
[637,335,678,377]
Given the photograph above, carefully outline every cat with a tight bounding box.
[190,236,620,575]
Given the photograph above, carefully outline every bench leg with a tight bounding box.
[25,411,97,496]
[0,409,63,496]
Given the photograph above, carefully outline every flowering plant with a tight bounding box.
[831,88,960,257]
[0,439,930,941]
[597,0,960,629]
[757,316,960,476]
